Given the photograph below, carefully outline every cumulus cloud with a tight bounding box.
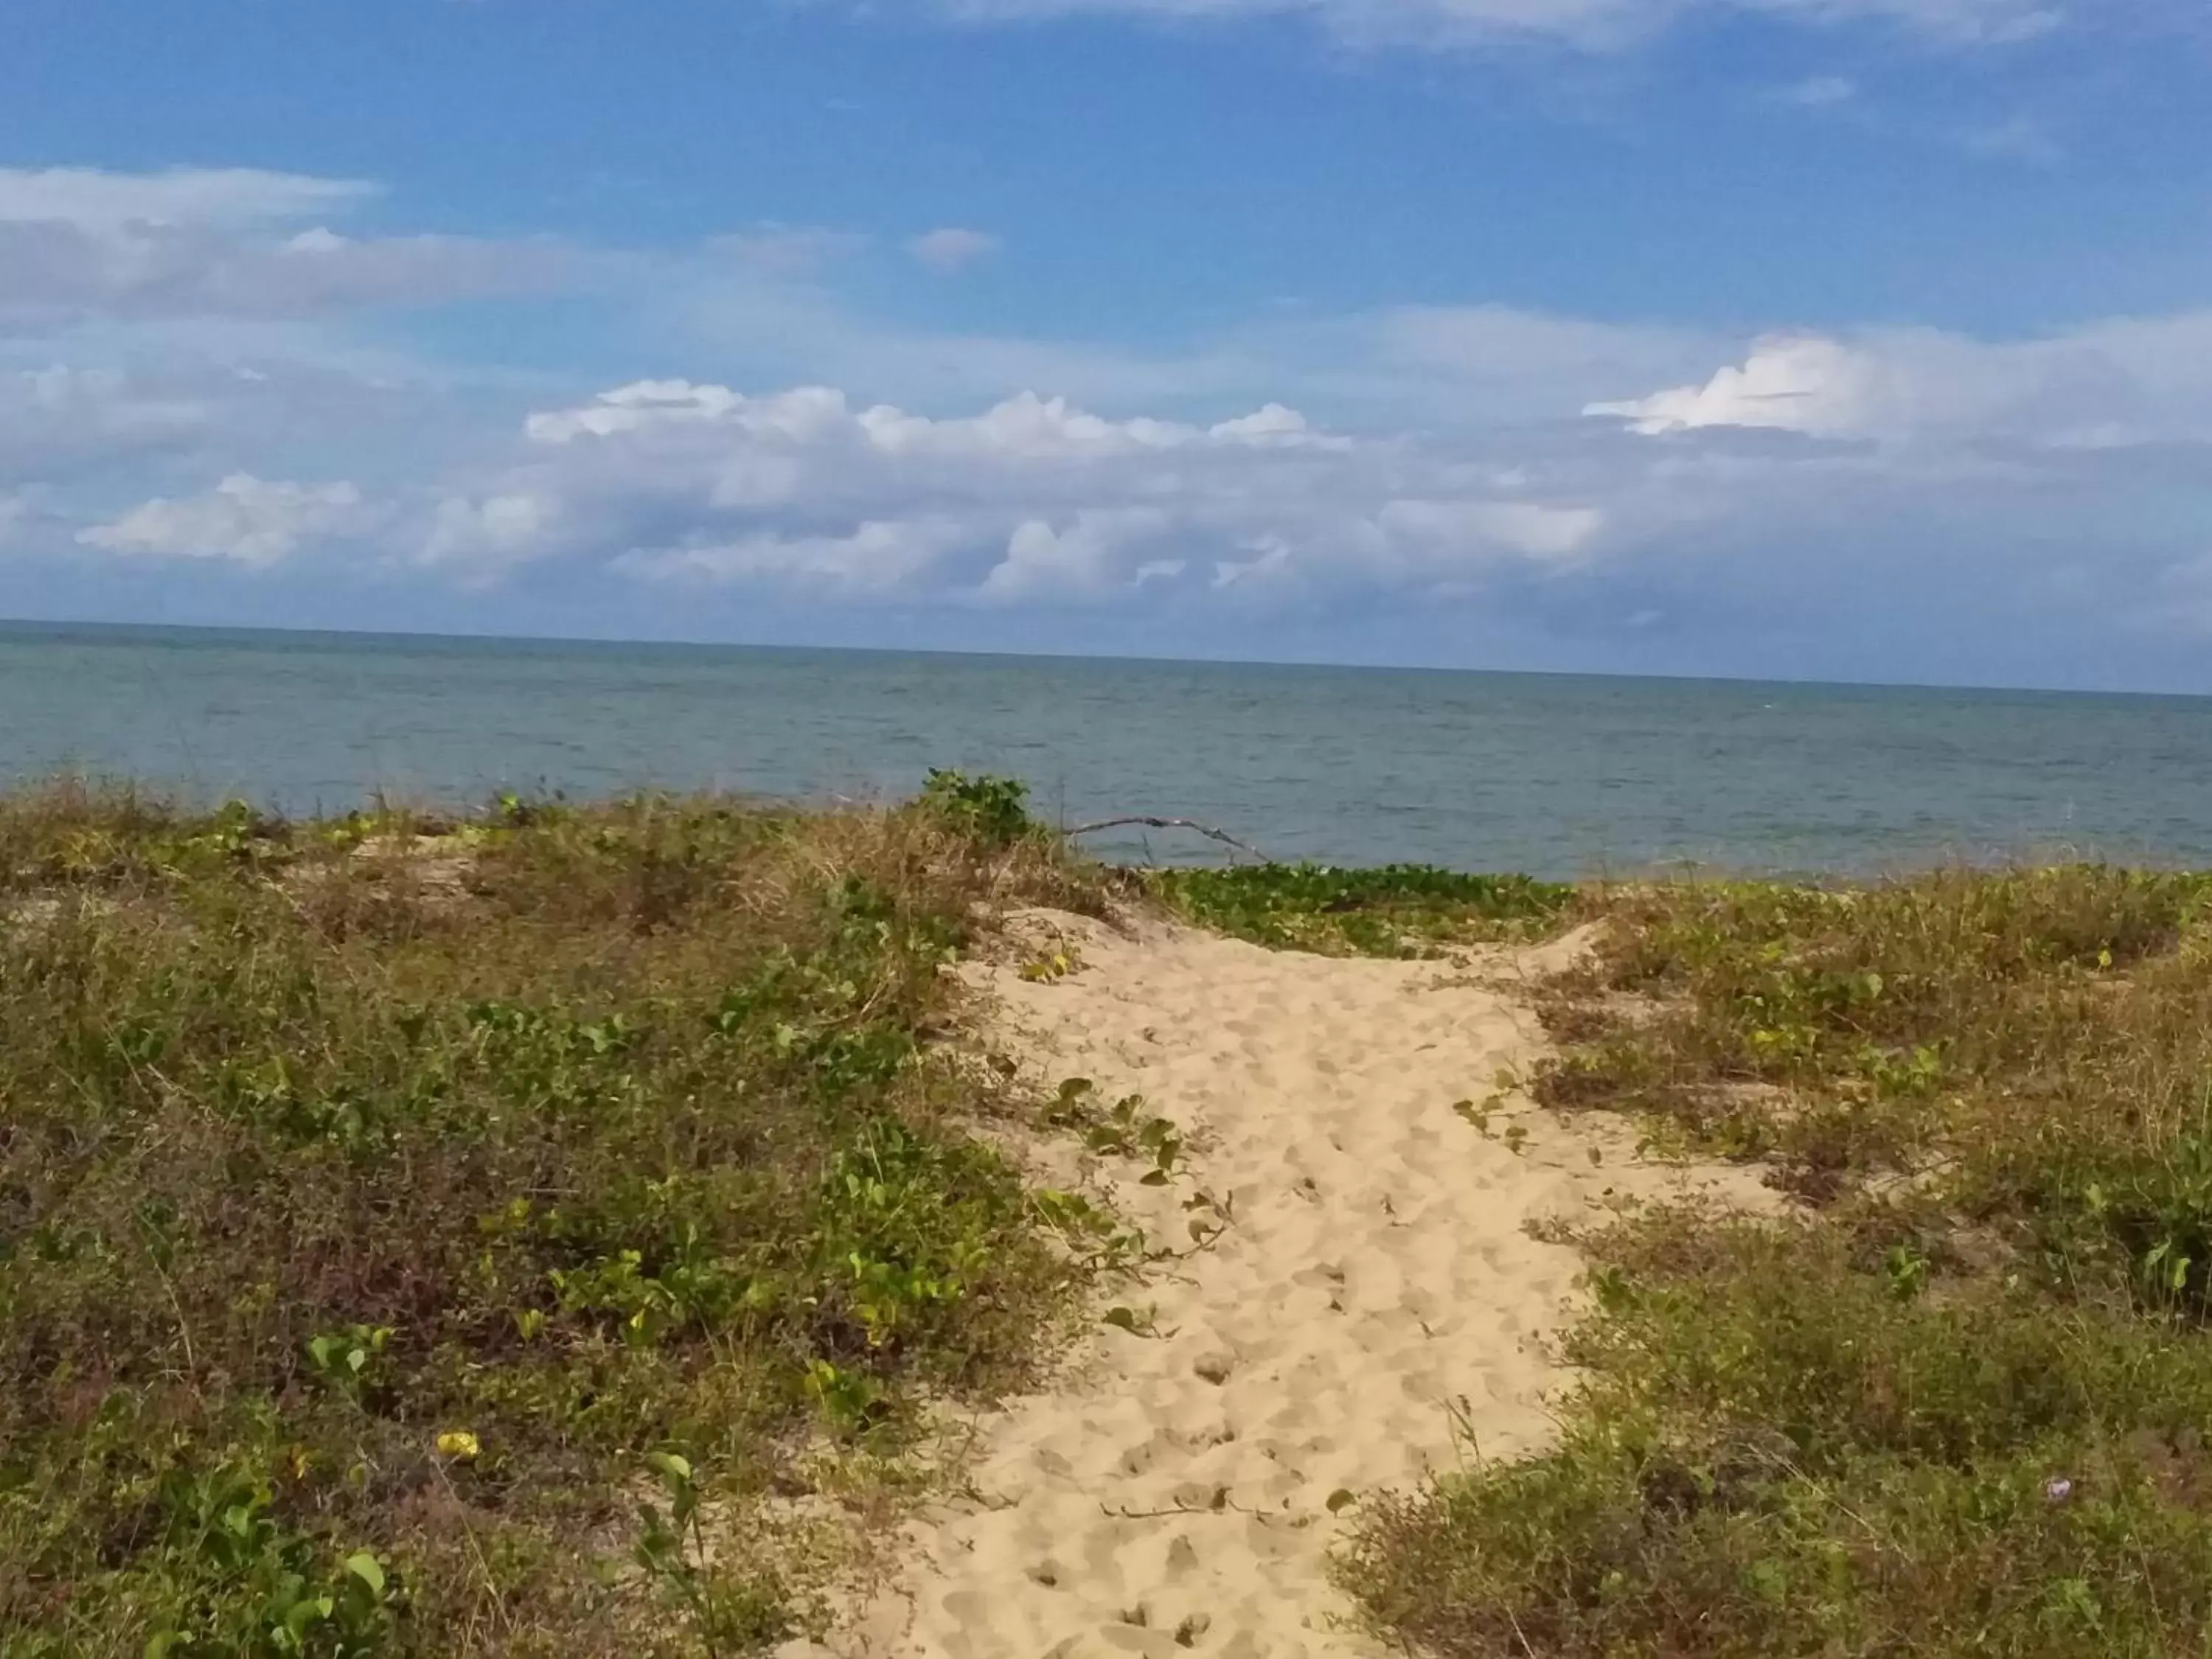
[975,509,1175,602]
[10,159,2212,681]
[77,473,364,566]
[906,228,1001,273]
[1589,335,1893,437]
[1585,318,2212,448]
[431,378,1603,606]
[422,493,557,571]
[520,380,1343,462]
[393,305,2212,644]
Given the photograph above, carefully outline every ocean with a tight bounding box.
[2,621,2208,880]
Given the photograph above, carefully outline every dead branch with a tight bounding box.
[1062,817,1267,861]
[1102,1490,1271,1520]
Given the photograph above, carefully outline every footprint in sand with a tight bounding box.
[810,911,1765,1659]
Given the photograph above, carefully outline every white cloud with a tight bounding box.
[1210,537,1293,591]
[0,220,572,321]
[10,162,2212,681]
[526,380,824,445]
[906,228,1001,273]
[976,508,1174,601]
[77,473,363,566]
[1585,319,2212,448]
[0,364,208,474]
[860,389,1346,459]
[437,378,1607,605]
[1376,498,1606,560]
[0,167,376,229]
[619,518,973,595]
[0,167,570,321]
[422,493,557,570]
[930,0,2073,49]
[1588,335,1893,437]
[1208,402,1332,445]
[523,380,1344,464]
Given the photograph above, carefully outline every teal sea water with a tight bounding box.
[3,622,2208,880]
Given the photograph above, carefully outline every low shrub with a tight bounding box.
[0,780,1100,1657]
[1343,865,2212,1657]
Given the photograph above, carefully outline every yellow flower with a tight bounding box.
[436,1430,481,1461]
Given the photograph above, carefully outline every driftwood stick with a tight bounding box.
[1062,816,1268,861]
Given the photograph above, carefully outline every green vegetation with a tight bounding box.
[0,776,1103,1657]
[1340,865,2212,1657]
[1147,863,1574,956]
[31,779,2212,1659]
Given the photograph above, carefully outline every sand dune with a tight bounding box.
[808,910,1763,1659]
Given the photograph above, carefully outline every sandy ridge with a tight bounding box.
[807,909,1761,1659]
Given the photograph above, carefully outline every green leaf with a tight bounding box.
[1326,1488,1357,1514]
[343,1551,386,1595]
[285,1596,332,1639]
[1103,1306,1142,1334]
[647,1450,695,1484]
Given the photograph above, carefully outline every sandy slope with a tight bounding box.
[812,910,1762,1659]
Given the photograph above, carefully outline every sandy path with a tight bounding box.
[816,911,1758,1659]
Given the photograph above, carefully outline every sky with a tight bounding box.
[4,0,2211,690]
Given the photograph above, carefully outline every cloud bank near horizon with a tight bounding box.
[6,165,2212,687]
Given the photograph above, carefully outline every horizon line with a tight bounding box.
[2,613,2207,706]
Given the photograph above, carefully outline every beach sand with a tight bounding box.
[809,909,1764,1659]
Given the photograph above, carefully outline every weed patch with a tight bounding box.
[1340,865,2212,1657]
[0,779,1102,1656]
[1147,863,1573,957]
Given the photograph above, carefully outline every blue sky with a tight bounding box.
[4,0,2211,689]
